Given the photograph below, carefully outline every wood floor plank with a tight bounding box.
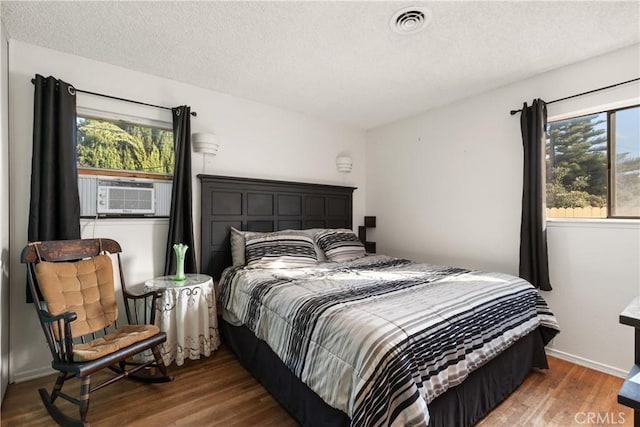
[1,346,632,426]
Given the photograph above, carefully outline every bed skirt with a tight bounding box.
[221,319,549,426]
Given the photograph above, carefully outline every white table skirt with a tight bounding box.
[144,274,220,367]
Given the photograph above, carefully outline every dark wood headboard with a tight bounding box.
[198,175,356,279]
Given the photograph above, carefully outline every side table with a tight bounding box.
[144,273,220,367]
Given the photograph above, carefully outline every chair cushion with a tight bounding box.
[35,255,118,338]
[72,324,161,362]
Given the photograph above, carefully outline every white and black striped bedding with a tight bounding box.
[219,255,560,426]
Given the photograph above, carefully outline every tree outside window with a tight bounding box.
[77,116,174,177]
[546,105,639,219]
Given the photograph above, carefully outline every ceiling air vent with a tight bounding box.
[390,7,431,35]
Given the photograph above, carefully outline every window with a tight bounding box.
[77,115,174,179]
[546,105,639,219]
[76,114,174,218]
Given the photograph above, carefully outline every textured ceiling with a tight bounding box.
[1,1,639,130]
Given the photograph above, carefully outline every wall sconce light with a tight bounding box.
[336,156,353,173]
[192,133,219,155]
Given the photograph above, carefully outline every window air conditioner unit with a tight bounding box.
[96,178,155,215]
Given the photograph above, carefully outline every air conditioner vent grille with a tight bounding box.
[97,179,155,215]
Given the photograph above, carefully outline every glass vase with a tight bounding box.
[173,243,188,281]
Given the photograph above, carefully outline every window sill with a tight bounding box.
[81,217,169,227]
[78,168,173,181]
[547,218,639,230]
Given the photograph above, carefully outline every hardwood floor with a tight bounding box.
[477,357,631,426]
[1,345,632,426]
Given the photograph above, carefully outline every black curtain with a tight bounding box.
[519,99,552,291]
[164,106,197,276]
[27,74,81,301]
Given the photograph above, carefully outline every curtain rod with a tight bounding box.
[30,78,197,117]
[509,77,640,116]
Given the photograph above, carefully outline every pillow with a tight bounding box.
[315,229,366,262]
[230,227,261,266]
[231,227,326,265]
[301,229,327,262]
[245,230,318,268]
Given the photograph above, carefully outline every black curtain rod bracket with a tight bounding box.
[30,78,197,117]
[510,77,640,116]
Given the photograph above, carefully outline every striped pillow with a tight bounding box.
[230,227,263,266]
[315,229,365,262]
[245,231,318,268]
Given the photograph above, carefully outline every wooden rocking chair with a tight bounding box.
[21,238,173,426]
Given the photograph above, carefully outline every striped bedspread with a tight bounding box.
[219,255,560,426]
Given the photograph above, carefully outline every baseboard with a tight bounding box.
[546,348,627,378]
[11,365,55,383]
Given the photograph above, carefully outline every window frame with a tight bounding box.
[76,110,175,181]
[546,103,639,220]
[606,104,639,219]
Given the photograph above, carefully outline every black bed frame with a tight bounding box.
[198,174,550,426]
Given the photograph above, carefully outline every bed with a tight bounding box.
[199,175,559,427]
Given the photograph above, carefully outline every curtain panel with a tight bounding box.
[27,74,81,301]
[164,106,197,276]
[518,99,552,291]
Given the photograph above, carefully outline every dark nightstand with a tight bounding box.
[358,216,376,253]
[618,296,640,427]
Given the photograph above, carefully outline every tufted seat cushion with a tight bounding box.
[35,254,162,362]
[35,255,118,338]
[72,324,161,362]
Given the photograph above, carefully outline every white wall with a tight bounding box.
[366,44,640,376]
[8,40,366,381]
[0,20,10,401]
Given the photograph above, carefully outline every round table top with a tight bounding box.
[145,273,212,289]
